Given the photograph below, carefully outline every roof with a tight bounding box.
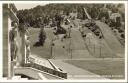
[9,4,17,13]
[8,4,19,24]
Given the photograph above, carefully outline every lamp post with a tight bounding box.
[99,38,102,58]
[69,36,72,59]
[51,39,54,59]
[93,41,95,55]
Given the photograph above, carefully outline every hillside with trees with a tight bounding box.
[17,4,107,27]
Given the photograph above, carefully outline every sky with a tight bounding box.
[15,4,48,10]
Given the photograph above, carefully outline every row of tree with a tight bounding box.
[17,4,124,28]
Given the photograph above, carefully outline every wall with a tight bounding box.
[3,4,8,77]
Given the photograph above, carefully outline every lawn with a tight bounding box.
[64,59,125,79]
[28,27,91,59]
[29,28,52,59]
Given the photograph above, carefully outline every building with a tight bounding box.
[3,3,27,79]
[3,4,67,80]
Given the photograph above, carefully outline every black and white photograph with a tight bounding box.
[2,2,127,81]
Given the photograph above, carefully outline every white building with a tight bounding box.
[3,4,67,80]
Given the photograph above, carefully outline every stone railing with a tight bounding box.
[24,62,67,79]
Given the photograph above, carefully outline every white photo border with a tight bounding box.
[0,1,127,82]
